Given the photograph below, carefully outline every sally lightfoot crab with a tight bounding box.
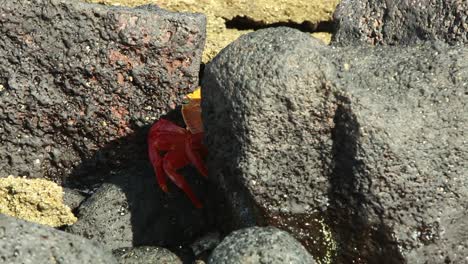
[147,88,208,208]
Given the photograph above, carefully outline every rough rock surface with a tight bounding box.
[190,232,221,258]
[67,160,211,251]
[62,187,87,211]
[84,0,340,61]
[333,0,468,45]
[0,176,77,227]
[0,213,117,264]
[0,0,205,184]
[202,27,467,263]
[202,27,337,263]
[208,226,316,264]
[113,246,182,264]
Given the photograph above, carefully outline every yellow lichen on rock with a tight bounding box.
[83,0,339,62]
[0,176,77,227]
[311,32,332,44]
[83,0,156,6]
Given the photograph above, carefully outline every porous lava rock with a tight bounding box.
[0,213,117,264]
[84,0,340,62]
[208,226,316,264]
[113,246,182,264]
[202,27,467,263]
[333,0,468,45]
[0,0,205,184]
[67,161,210,251]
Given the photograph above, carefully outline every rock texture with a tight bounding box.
[0,0,205,184]
[202,28,338,263]
[113,246,182,264]
[0,176,77,227]
[333,0,468,45]
[208,226,316,264]
[84,0,340,61]
[62,187,86,211]
[67,161,211,251]
[202,27,467,263]
[0,213,116,264]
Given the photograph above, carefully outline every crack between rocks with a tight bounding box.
[224,15,335,34]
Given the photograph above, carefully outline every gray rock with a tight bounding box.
[0,0,205,183]
[67,161,210,251]
[202,27,467,263]
[0,213,116,264]
[208,226,316,264]
[333,0,468,45]
[327,38,467,264]
[113,246,182,264]
[202,27,338,262]
[62,187,86,211]
[191,232,221,257]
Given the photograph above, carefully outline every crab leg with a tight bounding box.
[162,150,203,208]
[148,141,168,193]
[149,119,187,135]
[185,133,208,178]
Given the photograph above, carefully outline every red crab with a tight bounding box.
[147,88,208,208]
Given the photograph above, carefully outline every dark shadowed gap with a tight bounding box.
[198,63,205,86]
[224,16,335,33]
[65,106,215,264]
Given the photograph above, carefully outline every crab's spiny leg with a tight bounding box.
[185,134,208,178]
[148,140,168,193]
[162,151,203,208]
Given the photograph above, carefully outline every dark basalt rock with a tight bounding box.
[208,226,316,264]
[333,0,468,45]
[67,160,211,251]
[202,27,467,263]
[62,187,87,211]
[0,0,206,185]
[113,246,182,264]
[0,213,117,264]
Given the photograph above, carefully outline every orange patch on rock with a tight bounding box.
[108,50,141,69]
[110,106,132,137]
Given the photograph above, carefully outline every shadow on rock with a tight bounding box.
[328,101,404,263]
[66,107,216,262]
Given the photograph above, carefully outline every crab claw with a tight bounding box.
[148,118,207,208]
[162,150,203,208]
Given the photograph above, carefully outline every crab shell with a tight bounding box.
[182,87,203,134]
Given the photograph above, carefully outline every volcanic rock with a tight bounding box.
[333,0,468,45]
[202,27,467,263]
[0,0,205,184]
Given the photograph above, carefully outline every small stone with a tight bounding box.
[0,214,116,264]
[208,227,316,264]
[113,246,182,264]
